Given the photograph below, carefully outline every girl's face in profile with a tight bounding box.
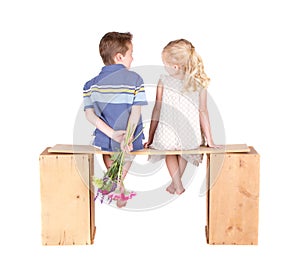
[163,62,177,76]
[162,55,177,75]
[162,58,184,79]
[162,51,186,79]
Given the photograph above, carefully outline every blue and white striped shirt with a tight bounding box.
[83,64,147,151]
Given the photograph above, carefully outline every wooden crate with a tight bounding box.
[206,147,260,245]
[39,148,95,245]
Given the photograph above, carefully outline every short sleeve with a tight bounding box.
[83,83,94,111]
[133,76,148,106]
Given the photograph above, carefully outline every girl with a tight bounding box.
[144,39,220,195]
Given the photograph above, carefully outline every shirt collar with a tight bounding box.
[101,64,126,73]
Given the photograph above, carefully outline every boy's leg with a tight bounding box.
[103,154,113,169]
[101,154,134,208]
[165,155,185,195]
[121,160,132,180]
[116,159,133,208]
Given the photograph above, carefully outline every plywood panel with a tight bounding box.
[207,147,260,245]
[39,149,94,245]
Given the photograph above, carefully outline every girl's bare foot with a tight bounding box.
[166,183,176,194]
[175,186,185,195]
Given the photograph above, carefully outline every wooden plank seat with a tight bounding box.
[48,143,250,155]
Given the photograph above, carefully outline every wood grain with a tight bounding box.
[207,147,260,245]
[39,148,95,245]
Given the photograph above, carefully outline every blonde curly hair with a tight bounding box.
[162,39,210,91]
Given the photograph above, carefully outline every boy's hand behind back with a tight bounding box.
[121,135,133,153]
[112,130,133,153]
[112,130,126,144]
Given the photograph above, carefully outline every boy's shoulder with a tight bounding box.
[83,67,143,91]
[104,69,143,87]
[83,75,101,90]
[126,69,141,78]
[124,69,144,83]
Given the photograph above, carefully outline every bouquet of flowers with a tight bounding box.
[93,124,142,208]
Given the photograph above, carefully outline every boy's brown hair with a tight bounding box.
[99,32,133,65]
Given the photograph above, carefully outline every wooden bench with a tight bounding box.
[39,144,259,245]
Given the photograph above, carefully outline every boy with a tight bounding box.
[83,32,147,207]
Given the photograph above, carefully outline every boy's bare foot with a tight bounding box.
[166,183,176,194]
[116,199,127,208]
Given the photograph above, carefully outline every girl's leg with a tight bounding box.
[165,155,185,195]
[178,156,188,177]
[166,155,187,194]
[165,155,178,194]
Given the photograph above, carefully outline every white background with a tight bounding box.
[1,0,299,272]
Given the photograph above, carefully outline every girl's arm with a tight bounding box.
[199,89,218,148]
[85,108,126,143]
[144,80,163,148]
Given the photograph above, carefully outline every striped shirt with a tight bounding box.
[83,64,147,151]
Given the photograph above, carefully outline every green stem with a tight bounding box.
[130,126,144,144]
[117,151,125,183]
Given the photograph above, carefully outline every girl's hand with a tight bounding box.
[144,140,152,148]
[207,142,224,149]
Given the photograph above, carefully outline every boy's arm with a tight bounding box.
[85,108,126,143]
[144,80,163,148]
[122,105,141,152]
[127,105,142,130]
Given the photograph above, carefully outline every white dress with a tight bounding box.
[150,74,204,166]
